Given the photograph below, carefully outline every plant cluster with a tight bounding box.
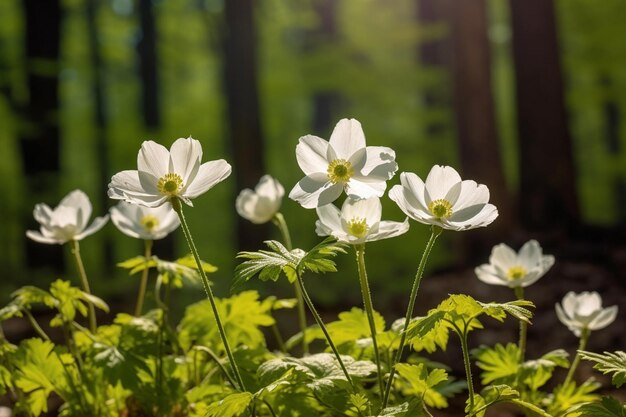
[1,119,623,416]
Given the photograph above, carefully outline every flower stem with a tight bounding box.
[171,198,246,391]
[135,239,153,316]
[563,327,590,387]
[295,272,356,391]
[382,226,441,408]
[460,329,476,414]
[514,286,527,363]
[69,240,97,333]
[355,244,384,398]
[24,309,50,341]
[273,212,308,355]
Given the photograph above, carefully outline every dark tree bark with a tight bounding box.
[20,0,64,271]
[222,0,267,251]
[86,0,114,271]
[509,0,579,232]
[448,0,514,254]
[137,0,161,129]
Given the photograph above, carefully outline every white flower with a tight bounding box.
[236,175,284,224]
[315,196,409,245]
[289,118,398,208]
[388,165,498,231]
[26,190,109,245]
[108,137,232,207]
[475,240,555,288]
[555,291,618,337]
[110,202,180,240]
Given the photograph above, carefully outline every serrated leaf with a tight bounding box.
[548,380,601,416]
[575,397,626,417]
[376,399,426,417]
[176,254,218,274]
[579,351,626,388]
[473,343,520,385]
[11,286,56,309]
[205,391,253,417]
[326,307,385,346]
[395,363,449,408]
[405,311,450,353]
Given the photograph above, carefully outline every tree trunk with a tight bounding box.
[20,0,64,271]
[448,0,513,255]
[509,0,579,232]
[222,0,267,251]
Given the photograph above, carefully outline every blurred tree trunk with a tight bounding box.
[222,0,267,251]
[310,0,341,133]
[509,0,579,233]
[138,0,160,129]
[20,0,64,271]
[86,0,114,270]
[448,0,513,256]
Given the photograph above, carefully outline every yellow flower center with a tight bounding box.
[157,173,184,196]
[347,217,369,238]
[507,266,527,280]
[428,199,453,219]
[327,159,354,184]
[140,215,160,232]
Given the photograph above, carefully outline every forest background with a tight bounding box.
[1,0,625,358]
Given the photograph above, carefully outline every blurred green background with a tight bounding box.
[1,0,626,318]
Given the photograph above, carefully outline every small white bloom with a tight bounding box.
[0,406,11,417]
[110,202,180,240]
[26,190,109,245]
[108,137,232,207]
[289,118,398,208]
[475,240,555,288]
[236,175,284,224]
[388,165,498,231]
[315,196,409,245]
[555,291,618,337]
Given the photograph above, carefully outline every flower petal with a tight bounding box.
[328,118,367,160]
[33,204,53,226]
[366,218,409,242]
[475,264,508,286]
[138,141,170,179]
[169,137,202,184]
[289,173,342,208]
[296,135,331,175]
[424,165,462,202]
[345,177,387,199]
[110,204,144,239]
[58,190,92,231]
[74,215,109,241]
[184,159,232,199]
[518,240,540,268]
[357,146,398,180]
[341,197,382,225]
[255,175,284,200]
[26,230,64,245]
[589,305,618,330]
[315,204,343,237]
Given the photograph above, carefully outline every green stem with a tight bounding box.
[382,226,441,408]
[355,244,384,398]
[460,330,476,414]
[514,286,527,364]
[171,198,245,391]
[135,239,153,316]
[270,322,287,353]
[296,272,356,391]
[24,309,50,341]
[273,212,308,355]
[564,327,590,387]
[194,345,239,388]
[70,240,97,333]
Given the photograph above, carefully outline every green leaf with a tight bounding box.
[520,350,569,391]
[473,343,520,385]
[178,291,274,352]
[395,363,449,408]
[467,394,487,417]
[350,393,369,413]
[405,311,450,353]
[176,254,218,274]
[547,380,601,416]
[579,350,626,388]
[205,391,254,417]
[377,399,427,417]
[575,397,626,417]
[11,286,56,309]
[323,307,385,346]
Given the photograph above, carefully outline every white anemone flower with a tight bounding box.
[236,175,284,224]
[556,291,618,337]
[315,196,409,245]
[26,190,109,244]
[110,202,180,240]
[108,137,232,207]
[475,240,555,288]
[289,118,398,208]
[388,165,498,231]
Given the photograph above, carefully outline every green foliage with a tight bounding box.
[574,397,626,417]
[547,380,602,416]
[234,238,346,289]
[395,362,449,408]
[118,254,216,288]
[205,392,254,417]
[579,350,626,388]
